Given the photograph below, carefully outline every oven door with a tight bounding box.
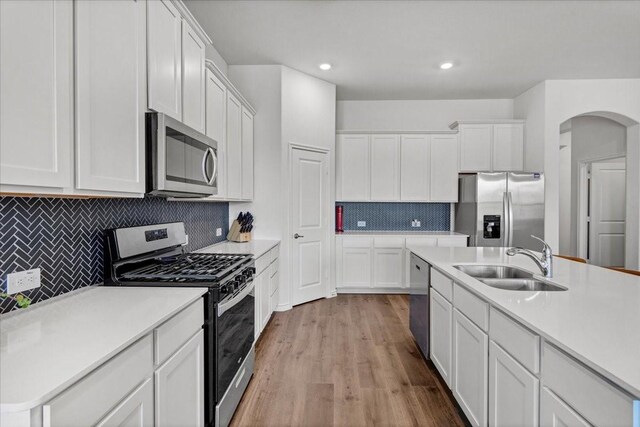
[147,112,218,197]
[215,279,255,402]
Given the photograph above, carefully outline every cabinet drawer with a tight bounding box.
[436,237,468,247]
[255,252,271,275]
[341,236,373,248]
[154,300,204,366]
[269,245,279,264]
[453,283,489,331]
[269,263,279,296]
[374,237,405,249]
[540,387,590,427]
[44,335,153,427]
[542,342,635,427]
[489,307,540,374]
[406,237,437,248]
[431,268,453,301]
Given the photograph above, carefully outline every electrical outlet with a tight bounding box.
[7,269,41,295]
[357,221,366,227]
[411,219,421,228]
[216,228,222,237]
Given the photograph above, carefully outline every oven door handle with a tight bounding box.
[217,279,255,317]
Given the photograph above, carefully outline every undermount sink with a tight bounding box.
[480,278,567,292]
[453,264,567,292]
[453,264,534,279]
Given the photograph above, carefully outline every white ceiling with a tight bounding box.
[184,1,640,100]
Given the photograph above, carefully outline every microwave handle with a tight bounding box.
[202,147,217,185]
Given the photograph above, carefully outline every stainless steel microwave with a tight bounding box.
[146,112,218,198]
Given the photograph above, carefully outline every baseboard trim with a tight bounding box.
[336,287,409,294]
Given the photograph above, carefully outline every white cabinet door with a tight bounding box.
[338,237,373,289]
[261,267,271,330]
[373,248,404,289]
[453,309,488,427]
[254,272,263,340]
[155,330,204,427]
[370,135,400,201]
[430,134,459,202]
[459,124,492,172]
[75,0,145,194]
[493,124,524,171]
[489,341,539,427]
[226,92,243,199]
[96,379,153,427]
[337,134,370,201]
[269,266,280,314]
[400,135,430,201]
[241,107,254,200]
[181,19,205,134]
[540,387,590,427]
[0,0,73,188]
[147,0,182,121]
[205,68,227,198]
[430,289,453,387]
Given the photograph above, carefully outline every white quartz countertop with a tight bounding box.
[0,286,207,412]
[197,239,280,259]
[407,246,640,398]
[337,231,469,237]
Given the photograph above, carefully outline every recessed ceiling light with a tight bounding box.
[440,62,453,70]
[319,63,332,71]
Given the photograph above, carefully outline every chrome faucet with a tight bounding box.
[506,235,553,278]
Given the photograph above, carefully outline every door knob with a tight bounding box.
[294,233,304,239]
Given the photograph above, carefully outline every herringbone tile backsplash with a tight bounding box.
[338,202,451,231]
[0,197,228,314]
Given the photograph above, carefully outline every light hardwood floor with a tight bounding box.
[231,294,466,427]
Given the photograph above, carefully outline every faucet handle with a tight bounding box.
[531,235,552,254]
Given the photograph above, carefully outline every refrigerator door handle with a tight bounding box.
[502,192,510,247]
[507,192,514,247]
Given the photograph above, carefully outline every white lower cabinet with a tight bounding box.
[260,269,271,329]
[97,378,154,427]
[452,308,488,427]
[540,387,590,427]
[489,341,539,427]
[255,245,280,340]
[155,330,205,427]
[430,289,452,387]
[373,248,404,289]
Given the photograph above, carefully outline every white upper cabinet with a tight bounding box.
[0,0,73,189]
[226,92,243,200]
[181,19,206,134]
[147,0,182,121]
[400,134,430,201]
[453,121,525,172]
[75,0,146,194]
[458,124,493,172]
[241,106,254,200]
[205,68,227,198]
[370,135,400,201]
[337,134,370,201]
[492,124,524,171]
[430,134,459,201]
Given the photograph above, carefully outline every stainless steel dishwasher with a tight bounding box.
[409,253,430,358]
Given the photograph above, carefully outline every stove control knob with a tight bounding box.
[220,284,229,294]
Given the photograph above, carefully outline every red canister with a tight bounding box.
[336,205,344,233]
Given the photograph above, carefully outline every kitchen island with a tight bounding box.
[408,245,640,427]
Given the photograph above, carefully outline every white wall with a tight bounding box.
[558,131,572,255]
[337,99,514,130]
[513,82,546,172]
[515,78,640,267]
[569,116,627,256]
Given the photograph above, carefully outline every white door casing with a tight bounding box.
[590,159,626,267]
[291,147,330,306]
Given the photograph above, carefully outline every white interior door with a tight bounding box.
[589,159,626,267]
[291,147,329,305]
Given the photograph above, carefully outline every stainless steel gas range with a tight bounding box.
[104,222,255,427]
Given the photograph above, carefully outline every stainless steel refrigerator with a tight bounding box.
[455,173,545,250]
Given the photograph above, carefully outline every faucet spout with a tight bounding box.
[506,236,553,278]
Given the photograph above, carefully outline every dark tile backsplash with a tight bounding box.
[338,202,450,231]
[0,196,228,314]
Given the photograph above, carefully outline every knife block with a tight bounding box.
[227,220,252,242]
